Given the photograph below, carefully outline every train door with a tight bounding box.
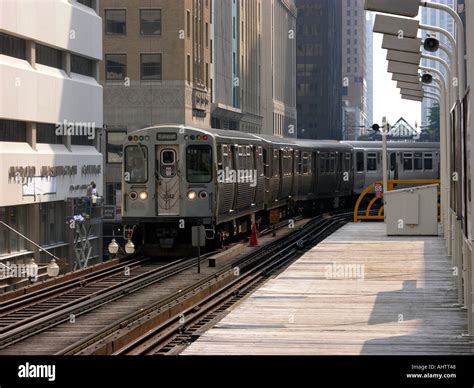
[156,145,180,215]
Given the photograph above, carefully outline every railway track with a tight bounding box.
[0,212,349,355]
[0,255,215,352]
[62,212,351,355]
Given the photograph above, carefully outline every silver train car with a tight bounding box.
[343,141,440,194]
[121,125,439,254]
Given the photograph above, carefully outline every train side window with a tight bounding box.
[329,153,335,172]
[344,153,351,171]
[320,153,327,174]
[238,146,243,156]
[356,152,364,172]
[414,152,423,170]
[424,153,433,170]
[302,152,309,175]
[403,152,413,171]
[367,152,377,171]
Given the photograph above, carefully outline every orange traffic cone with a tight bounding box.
[249,223,258,247]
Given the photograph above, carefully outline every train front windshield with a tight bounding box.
[186,145,212,183]
[125,145,148,183]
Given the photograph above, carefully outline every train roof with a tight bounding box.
[343,141,440,149]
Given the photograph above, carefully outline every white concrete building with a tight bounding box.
[261,0,298,137]
[0,0,103,271]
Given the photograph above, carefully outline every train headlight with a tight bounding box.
[139,191,148,200]
[187,191,197,200]
[129,192,138,200]
[199,191,208,200]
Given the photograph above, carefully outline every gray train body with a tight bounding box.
[122,125,439,254]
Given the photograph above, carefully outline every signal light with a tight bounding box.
[190,135,195,140]
[187,191,197,200]
[199,191,208,200]
[203,135,209,141]
[139,136,144,141]
[128,136,133,141]
[134,136,139,141]
[197,135,202,140]
[139,191,148,200]
[129,192,138,200]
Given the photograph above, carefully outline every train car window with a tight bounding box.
[302,152,309,175]
[367,152,377,171]
[320,153,327,174]
[186,145,212,183]
[403,153,413,171]
[124,145,148,183]
[424,153,433,170]
[238,146,243,156]
[161,150,175,164]
[344,153,351,171]
[356,152,364,172]
[414,152,423,170]
[246,146,251,156]
[329,153,335,172]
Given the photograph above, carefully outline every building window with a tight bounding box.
[40,202,65,246]
[106,182,122,206]
[0,120,27,142]
[36,44,63,69]
[0,32,26,59]
[106,131,126,163]
[71,133,94,146]
[187,54,191,83]
[0,206,28,255]
[105,9,126,35]
[37,123,63,144]
[105,54,126,80]
[77,0,94,8]
[140,53,162,81]
[140,9,161,35]
[187,10,191,38]
[71,54,94,77]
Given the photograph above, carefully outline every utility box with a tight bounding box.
[385,184,439,236]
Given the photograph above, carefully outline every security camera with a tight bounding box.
[423,37,440,52]
[421,73,433,84]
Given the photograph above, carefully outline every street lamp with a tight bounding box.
[25,258,60,283]
[107,238,135,258]
[108,238,119,256]
[125,239,135,255]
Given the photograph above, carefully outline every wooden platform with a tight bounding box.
[183,223,474,355]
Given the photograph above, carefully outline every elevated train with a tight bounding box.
[122,125,439,255]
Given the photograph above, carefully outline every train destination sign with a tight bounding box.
[156,133,178,141]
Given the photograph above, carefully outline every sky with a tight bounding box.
[372,20,422,129]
